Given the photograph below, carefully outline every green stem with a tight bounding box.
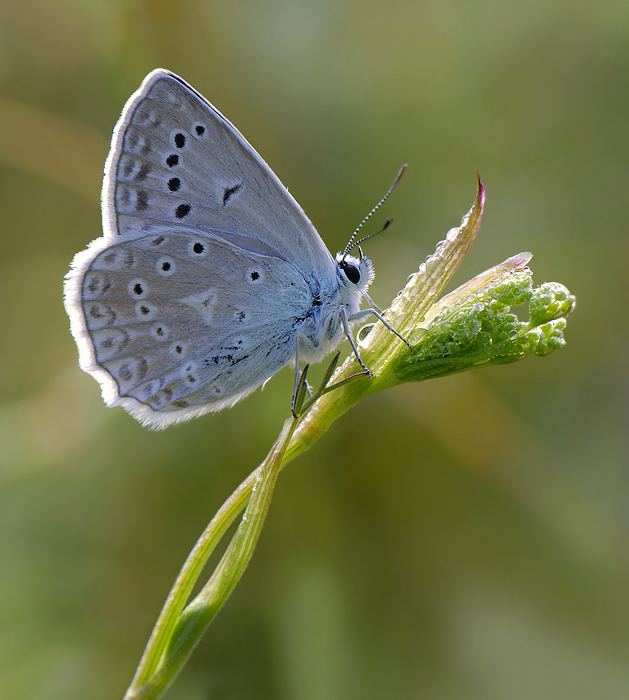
[123,416,298,700]
[122,360,368,700]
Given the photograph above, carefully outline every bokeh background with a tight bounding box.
[1,1,627,698]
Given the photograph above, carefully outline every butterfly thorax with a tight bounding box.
[296,253,374,364]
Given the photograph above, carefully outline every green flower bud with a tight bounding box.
[529,282,576,327]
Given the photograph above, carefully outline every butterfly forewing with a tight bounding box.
[104,70,335,280]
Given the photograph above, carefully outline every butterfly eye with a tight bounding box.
[342,262,360,284]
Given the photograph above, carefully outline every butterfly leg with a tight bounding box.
[291,345,301,415]
[349,308,412,349]
[340,306,372,377]
[291,343,313,416]
[361,291,383,314]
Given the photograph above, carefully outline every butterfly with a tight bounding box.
[64,69,406,428]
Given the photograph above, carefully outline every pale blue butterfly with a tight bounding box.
[64,69,407,429]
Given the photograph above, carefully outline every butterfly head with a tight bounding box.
[335,251,374,292]
[335,164,406,295]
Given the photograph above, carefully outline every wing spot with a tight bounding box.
[85,274,113,297]
[102,249,135,270]
[168,177,181,192]
[137,357,148,380]
[246,267,263,283]
[136,107,160,127]
[96,329,130,356]
[183,363,198,384]
[174,133,186,148]
[207,353,243,367]
[86,303,116,327]
[191,242,205,255]
[151,235,166,246]
[174,344,183,354]
[135,164,151,182]
[166,154,179,167]
[175,203,191,219]
[222,183,242,206]
[156,257,175,275]
[136,190,149,211]
[135,302,154,319]
[128,278,148,298]
[125,131,152,156]
[140,381,157,401]
[101,335,124,355]
[195,124,205,136]
[173,399,189,408]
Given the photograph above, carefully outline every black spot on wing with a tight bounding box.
[223,183,242,206]
[175,203,191,219]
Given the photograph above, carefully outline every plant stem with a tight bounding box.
[123,360,365,699]
[124,416,298,700]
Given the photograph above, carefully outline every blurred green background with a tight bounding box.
[1,1,627,698]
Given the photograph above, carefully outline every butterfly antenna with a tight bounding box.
[354,217,394,256]
[342,164,407,258]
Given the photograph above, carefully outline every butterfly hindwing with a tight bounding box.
[70,228,312,426]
